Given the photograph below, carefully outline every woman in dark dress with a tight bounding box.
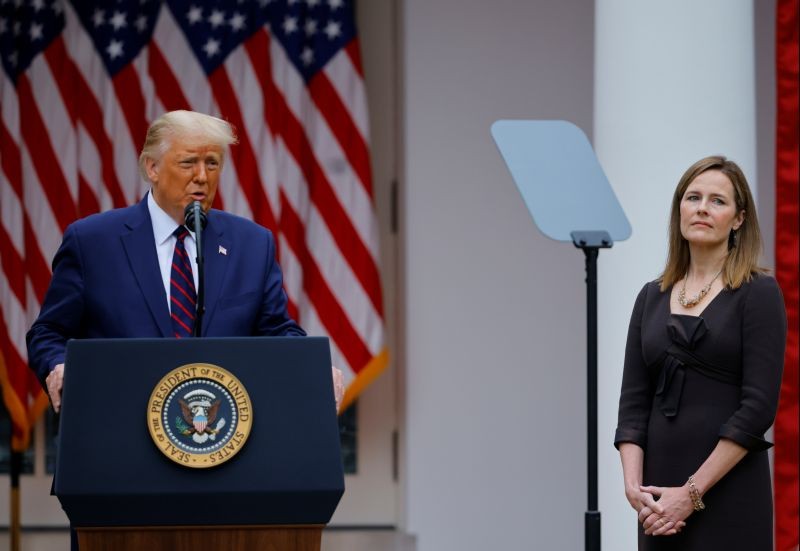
[614,156,787,550]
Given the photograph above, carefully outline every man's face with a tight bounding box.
[145,137,224,224]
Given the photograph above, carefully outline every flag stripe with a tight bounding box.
[208,68,278,232]
[0,226,25,306]
[63,2,142,205]
[245,30,384,316]
[28,56,79,202]
[223,45,280,219]
[279,190,371,370]
[21,146,68,265]
[302,202,383,353]
[112,64,150,155]
[17,75,78,232]
[0,126,51,310]
[23,217,52,305]
[45,37,128,209]
[262,30,380,259]
[147,43,191,111]
[296,289,353,378]
[275,131,382,351]
[324,47,370,144]
[0,279,27,365]
[308,69,373,199]
[42,37,78,125]
[77,124,114,212]
[152,8,217,114]
[19,168,66,270]
[344,39,366,78]
[0,173,24,255]
[0,113,23,199]
[77,173,102,217]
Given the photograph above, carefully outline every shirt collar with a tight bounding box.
[147,190,193,245]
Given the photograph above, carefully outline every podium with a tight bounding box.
[54,337,344,551]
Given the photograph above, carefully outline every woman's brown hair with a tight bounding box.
[660,155,765,291]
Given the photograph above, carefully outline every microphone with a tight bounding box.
[183,201,206,337]
[184,200,207,230]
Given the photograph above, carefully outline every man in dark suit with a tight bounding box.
[27,110,344,412]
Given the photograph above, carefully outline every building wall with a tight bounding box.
[401,1,595,549]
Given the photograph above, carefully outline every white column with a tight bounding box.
[594,1,756,549]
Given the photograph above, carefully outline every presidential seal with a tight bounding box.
[147,363,253,468]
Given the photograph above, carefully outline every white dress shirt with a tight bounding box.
[147,191,199,310]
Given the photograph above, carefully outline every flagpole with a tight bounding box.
[10,449,21,551]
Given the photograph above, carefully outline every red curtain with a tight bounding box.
[774,1,799,550]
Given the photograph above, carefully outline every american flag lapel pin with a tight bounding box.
[219,245,227,256]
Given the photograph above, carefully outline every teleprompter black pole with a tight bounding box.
[584,245,601,551]
[571,231,612,551]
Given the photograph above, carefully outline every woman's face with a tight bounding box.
[679,170,744,249]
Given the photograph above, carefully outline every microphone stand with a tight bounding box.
[185,201,206,337]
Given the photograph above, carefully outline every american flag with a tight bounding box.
[0,0,387,452]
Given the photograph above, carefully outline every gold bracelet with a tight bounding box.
[687,476,705,511]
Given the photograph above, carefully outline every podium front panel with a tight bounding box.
[55,337,344,527]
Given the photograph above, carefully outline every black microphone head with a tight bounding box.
[184,201,207,230]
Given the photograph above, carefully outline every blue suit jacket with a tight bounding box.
[26,196,304,387]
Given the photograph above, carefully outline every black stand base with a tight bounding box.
[585,510,601,551]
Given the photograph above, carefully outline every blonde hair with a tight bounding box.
[660,155,766,291]
[138,110,238,180]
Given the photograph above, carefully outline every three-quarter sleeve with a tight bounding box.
[614,283,654,450]
[718,275,787,451]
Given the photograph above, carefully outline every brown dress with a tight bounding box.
[614,274,786,551]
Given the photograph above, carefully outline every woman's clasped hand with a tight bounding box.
[628,485,691,537]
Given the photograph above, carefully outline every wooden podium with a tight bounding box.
[54,337,344,551]
[77,525,324,551]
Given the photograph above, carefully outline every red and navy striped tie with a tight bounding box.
[170,227,196,338]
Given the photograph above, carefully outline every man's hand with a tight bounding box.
[332,366,344,412]
[46,363,65,413]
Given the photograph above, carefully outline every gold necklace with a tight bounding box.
[678,270,722,308]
